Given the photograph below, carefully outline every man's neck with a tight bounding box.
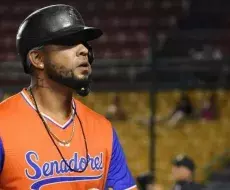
[29,76,73,122]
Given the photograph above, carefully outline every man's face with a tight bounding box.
[43,42,92,85]
[171,165,192,181]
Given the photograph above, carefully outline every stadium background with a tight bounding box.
[1,0,230,189]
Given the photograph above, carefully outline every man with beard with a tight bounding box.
[0,4,137,190]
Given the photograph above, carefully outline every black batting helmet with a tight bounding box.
[16,4,103,73]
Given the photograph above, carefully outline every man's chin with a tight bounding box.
[73,74,92,86]
[74,73,90,80]
[65,68,91,80]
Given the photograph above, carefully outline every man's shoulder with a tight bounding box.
[192,182,205,189]
[184,181,204,190]
[174,181,204,190]
[74,99,111,126]
[0,92,23,118]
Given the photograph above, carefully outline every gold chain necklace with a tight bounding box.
[43,116,75,147]
[27,90,75,147]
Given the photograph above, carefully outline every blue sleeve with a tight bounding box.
[105,128,136,190]
[0,138,4,173]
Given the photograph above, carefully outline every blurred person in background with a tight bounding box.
[136,173,163,190]
[200,93,218,121]
[171,154,204,190]
[135,93,194,127]
[167,93,194,127]
[105,94,128,121]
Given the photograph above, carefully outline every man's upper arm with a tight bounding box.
[0,138,4,173]
[105,128,136,190]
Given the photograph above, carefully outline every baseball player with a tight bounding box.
[0,4,137,190]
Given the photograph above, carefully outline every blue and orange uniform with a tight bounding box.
[0,89,136,190]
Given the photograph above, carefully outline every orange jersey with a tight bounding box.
[0,89,136,190]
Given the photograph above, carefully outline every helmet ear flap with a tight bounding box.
[84,42,94,64]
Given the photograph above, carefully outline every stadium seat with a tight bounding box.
[0,0,157,62]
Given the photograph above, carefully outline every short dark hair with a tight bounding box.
[172,154,195,172]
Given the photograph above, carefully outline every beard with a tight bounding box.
[46,61,92,97]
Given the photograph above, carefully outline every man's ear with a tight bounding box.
[28,49,45,70]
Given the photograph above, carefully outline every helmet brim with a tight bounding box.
[77,26,103,41]
[44,26,103,46]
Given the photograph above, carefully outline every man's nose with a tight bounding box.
[79,44,89,57]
